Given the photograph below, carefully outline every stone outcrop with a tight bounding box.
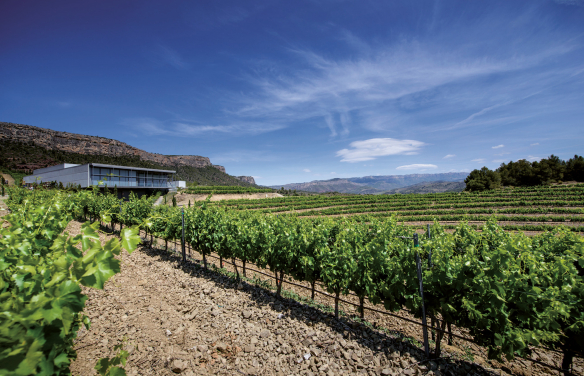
[0,122,224,171]
[235,176,256,185]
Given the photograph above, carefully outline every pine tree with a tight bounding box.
[464,167,502,192]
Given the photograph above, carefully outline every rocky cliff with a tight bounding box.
[235,176,256,185]
[0,122,226,172]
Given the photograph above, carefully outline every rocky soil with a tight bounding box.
[66,221,582,376]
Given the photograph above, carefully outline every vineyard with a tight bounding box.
[1,185,583,375]
[207,183,584,233]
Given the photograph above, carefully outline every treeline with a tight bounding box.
[465,155,584,191]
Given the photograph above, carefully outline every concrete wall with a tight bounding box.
[170,181,186,188]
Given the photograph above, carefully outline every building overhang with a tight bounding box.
[89,163,176,174]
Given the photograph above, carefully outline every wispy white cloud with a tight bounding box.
[175,122,284,136]
[453,102,512,128]
[472,158,486,163]
[448,169,471,173]
[303,169,311,173]
[231,29,578,137]
[527,155,541,161]
[209,150,279,164]
[553,0,584,6]
[494,152,510,156]
[122,117,284,137]
[236,46,518,130]
[492,144,504,149]
[530,143,539,146]
[336,138,425,163]
[330,172,337,175]
[396,164,438,170]
[443,154,455,159]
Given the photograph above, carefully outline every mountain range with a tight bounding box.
[269,172,469,194]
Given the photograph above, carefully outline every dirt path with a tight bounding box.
[173,192,284,207]
[1,173,15,186]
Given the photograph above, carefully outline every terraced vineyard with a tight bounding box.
[207,184,584,233]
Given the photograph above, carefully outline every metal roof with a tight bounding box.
[89,163,176,173]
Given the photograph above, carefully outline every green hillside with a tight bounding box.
[0,139,254,187]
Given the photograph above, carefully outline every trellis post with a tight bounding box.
[181,207,186,262]
[414,233,430,358]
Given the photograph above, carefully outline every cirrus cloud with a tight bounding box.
[336,138,425,163]
[396,164,438,170]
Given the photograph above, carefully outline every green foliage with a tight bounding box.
[94,342,128,376]
[565,155,584,182]
[464,167,502,192]
[0,188,140,375]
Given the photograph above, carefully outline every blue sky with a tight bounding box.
[1,0,583,186]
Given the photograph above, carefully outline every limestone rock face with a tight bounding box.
[235,176,256,184]
[0,122,224,171]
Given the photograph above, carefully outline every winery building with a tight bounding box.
[23,163,185,198]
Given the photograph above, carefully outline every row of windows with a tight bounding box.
[91,167,172,179]
[94,177,169,183]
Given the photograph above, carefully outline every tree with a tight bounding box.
[532,155,565,185]
[464,167,501,192]
[498,159,535,186]
[172,195,177,207]
[565,155,584,182]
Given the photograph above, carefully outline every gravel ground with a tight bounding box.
[174,192,285,207]
[66,221,582,376]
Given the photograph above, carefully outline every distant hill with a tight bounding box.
[270,178,376,194]
[270,172,469,194]
[347,172,469,191]
[381,181,466,195]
